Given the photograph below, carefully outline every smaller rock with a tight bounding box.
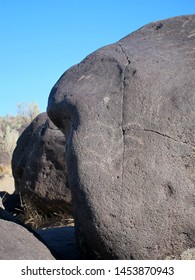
[12,112,72,214]
[0,210,55,259]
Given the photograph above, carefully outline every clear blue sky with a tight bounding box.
[0,0,194,116]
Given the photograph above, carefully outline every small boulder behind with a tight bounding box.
[12,112,72,214]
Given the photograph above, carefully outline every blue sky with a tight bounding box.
[0,0,194,116]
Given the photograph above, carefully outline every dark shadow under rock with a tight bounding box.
[36,226,80,260]
[0,191,22,215]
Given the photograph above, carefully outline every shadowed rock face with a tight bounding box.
[47,15,195,259]
[12,112,72,214]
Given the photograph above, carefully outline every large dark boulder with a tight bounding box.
[12,112,72,214]
[47,15,195,259]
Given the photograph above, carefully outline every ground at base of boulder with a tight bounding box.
[36,226,79,260]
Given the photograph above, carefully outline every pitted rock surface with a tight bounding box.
[0,219,54,259]
[0,207,54,260]
[12,112,72,213]
[47,15,195,259]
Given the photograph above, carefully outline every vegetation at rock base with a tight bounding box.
[17,196,74,229]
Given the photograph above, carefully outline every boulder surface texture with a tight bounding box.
[0,219,54,259]
[47,15,195,259]
[12,112,72,213]
[0,207,54,260]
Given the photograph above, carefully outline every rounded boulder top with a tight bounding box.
[47,15,195,259]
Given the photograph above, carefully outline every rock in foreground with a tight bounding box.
[47,15,195,259]
[0,209,54,259]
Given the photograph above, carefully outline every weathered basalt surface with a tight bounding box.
[47,15,195,259]
[12,112,72,214]
[0,206,55,260]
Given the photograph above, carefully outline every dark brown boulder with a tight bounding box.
[12,112,72,214]
[47,15,195,259]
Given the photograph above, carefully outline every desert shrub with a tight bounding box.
[3,126,19,155]
[0,118,21,157]
[0,102,40,160]
[16,101,40,122]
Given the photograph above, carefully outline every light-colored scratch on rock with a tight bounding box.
[78,75,85,81]
[188,29,195,38]
[78,74,92,81]
[182,18,189,29]
[163,43,179,48]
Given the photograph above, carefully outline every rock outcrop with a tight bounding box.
[12,112,72,214]
[47,15,195,259]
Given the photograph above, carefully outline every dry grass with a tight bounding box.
[0,174,74,230]
[17,197,74,230]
